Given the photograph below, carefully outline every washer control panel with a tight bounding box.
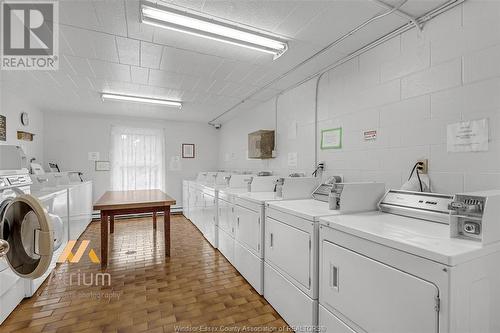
[0,174,32,190]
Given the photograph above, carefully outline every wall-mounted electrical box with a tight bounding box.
[248,130,275,159]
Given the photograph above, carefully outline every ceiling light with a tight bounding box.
[140,2,288,59]
[101,93,182,108]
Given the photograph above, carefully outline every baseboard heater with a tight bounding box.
[91,207,184,221]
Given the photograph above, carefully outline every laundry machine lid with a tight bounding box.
[2,194,53,278]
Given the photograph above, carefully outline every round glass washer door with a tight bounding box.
[2,194,53,278]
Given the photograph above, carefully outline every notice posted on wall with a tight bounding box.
[447,118,489,153]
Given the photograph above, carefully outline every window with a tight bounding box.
[110,126,165,191]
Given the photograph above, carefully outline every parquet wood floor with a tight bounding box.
[1,215,290,333]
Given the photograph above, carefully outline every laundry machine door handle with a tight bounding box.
[0,239,9,257]
[34,229,52,256]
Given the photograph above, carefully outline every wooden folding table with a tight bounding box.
[93,190,176,266]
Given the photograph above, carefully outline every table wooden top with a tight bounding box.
[93,190,176,211]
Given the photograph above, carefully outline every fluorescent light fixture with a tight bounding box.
[140,2,288,59]
[101,93,182,108]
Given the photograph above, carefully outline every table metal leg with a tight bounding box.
[164,207,170,257]
[153,212,157,230]
[110,214,114,234]
[101,211,108,266]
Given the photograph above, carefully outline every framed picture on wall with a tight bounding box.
[182,143,195,158]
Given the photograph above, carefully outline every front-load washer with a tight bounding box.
[0,176,56,323]
[0,146,58,324]
[25,188,68,297]
[264,182,386,329]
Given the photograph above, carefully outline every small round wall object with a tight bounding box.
[20,112,29,126]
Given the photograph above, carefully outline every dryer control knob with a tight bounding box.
[0,239,9,257]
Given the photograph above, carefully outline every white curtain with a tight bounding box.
[110,126,165,191]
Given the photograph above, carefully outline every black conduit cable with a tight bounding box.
[408,162,424,192]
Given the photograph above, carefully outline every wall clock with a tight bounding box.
[20,112,29,126]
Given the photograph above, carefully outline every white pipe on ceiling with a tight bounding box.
[208,0,465,125]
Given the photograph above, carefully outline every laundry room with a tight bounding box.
[0,0,499,332]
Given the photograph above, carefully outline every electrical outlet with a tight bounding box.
[417,159,428,174]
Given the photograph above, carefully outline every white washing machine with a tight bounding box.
[318,189,500,333]
[26,188,68,297]
[0,145,64,324]
[0,176,61,323]
[31,173,92,240]
[264,182,386,328]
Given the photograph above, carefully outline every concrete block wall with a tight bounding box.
[218,1,500,194]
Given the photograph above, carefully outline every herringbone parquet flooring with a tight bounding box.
[1,215,289,333]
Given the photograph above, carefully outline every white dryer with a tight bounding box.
[233,176,318,295]
[264,182,386,328]
[217,175,280,268]
[318,190,500,333]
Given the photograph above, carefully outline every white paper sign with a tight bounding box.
[88,152,100,161]
[321,128,342,149]
[447,119,489,153]
[287,152,298,167]
[364,129,377,141]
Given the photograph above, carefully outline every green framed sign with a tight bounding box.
[321,127,342,149]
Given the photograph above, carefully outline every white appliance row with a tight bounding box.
[317,189,500,333]
[183,173,320,295]
[31,173,93,241]
[0,146,70,324]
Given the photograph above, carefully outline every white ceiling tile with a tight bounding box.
[91,33,119,63]
[64,54,95,77]
[92,0,128,36]
[59,1,99,29]
[224,61,257,83]
[88,59,131,82]
[160,47,223,77]
[200,1,298,35]
[295,1,381,45]
[116,37,140,66]
[206,80,229,94]
[60,25,97,59]
[148,69,186,89]
[131,66,149,85]
[141,42,163,69]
